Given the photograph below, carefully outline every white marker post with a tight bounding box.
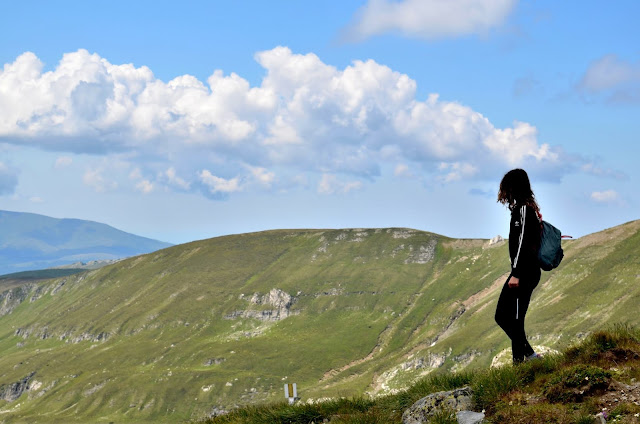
[284,383,297,405]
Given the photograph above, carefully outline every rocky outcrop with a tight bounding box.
[0,275,81,318]
[226,289,298,321]
[457,410,486,424]
[402,386,473,424]
[0,372,36,402]
[0,284,37,317]
[15,327,109,343]
[401,353,447,371]
[405,240,437,264]
[65,331,109,343]
[391,229,416,239]
[203,358,226,366]
[487,235,504,246]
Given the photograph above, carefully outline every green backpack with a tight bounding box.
[538,220,564,271]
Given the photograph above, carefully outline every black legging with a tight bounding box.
[495,271,540,363]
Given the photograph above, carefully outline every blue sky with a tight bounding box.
[1,0,638,244]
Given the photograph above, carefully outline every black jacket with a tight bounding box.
[509,204,541,279]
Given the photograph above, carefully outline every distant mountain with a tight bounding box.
[0,221,638,423]
[0,210,172,275]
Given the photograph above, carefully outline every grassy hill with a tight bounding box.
[202,325,640,423]
[0,221,638,423]
[0,209,172,275]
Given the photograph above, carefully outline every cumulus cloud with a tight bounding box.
[163,167,191,190]
[342,0,517,42]
[1,47,576,199]
[199,170,241,195]
[135,179,154,194]
[437,162,478,183]
[578,54,640,104]
[83,168,117,193]
[249,166,276,187]
[394,163,413,178]
[483,121,556,166]
[318,174,363,194]
[590,190,620,204]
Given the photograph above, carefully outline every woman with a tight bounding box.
[495,168,542,364]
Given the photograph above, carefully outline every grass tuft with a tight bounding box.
[543,364,611,403]
[471,365,522,413]
[206,397,377,424]
[428,408,457,424]
[564,323,640,364]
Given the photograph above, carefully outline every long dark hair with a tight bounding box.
[497,169,540,213]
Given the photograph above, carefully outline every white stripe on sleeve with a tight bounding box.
[513,205,526,269]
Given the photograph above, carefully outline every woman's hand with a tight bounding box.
[508,276,520,288]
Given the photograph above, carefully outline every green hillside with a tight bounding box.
[203,325,640,424]
[0,222,638,423]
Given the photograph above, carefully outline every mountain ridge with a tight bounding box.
[0,209,172,275]
[0,220,638,423]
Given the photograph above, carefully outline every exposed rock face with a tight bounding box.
[457,410,486,424]
[402,353,446,371]
[249,288,293,309]
[226,289,298,321]
[404,241,437,264]
[0,284,37,317]
[67,331,109,343]
[391,229,416,239]
[203,358,226,366]
[0,372,35,402]
[488,235,504,245]
[402,386,473,424]
[14,327,109,344]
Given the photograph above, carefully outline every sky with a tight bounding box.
[1,0,638,244]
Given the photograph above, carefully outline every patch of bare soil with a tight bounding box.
[598,380,640,409]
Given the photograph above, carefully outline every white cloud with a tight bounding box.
[249,166,275,187]
[578,55,640,103]
[135,179,154,194]
[54,156,73,169]
[394,163,413,178]
[483,121,557,166]
[29,196,44,203]
[0,47,571,199]
[199,170,241,194]
[164,167,191,190]
[590,190,620,204]
[318,174,363,195]
[343,0,517,42]
[83,168,117,193]
[437,162,478,183]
